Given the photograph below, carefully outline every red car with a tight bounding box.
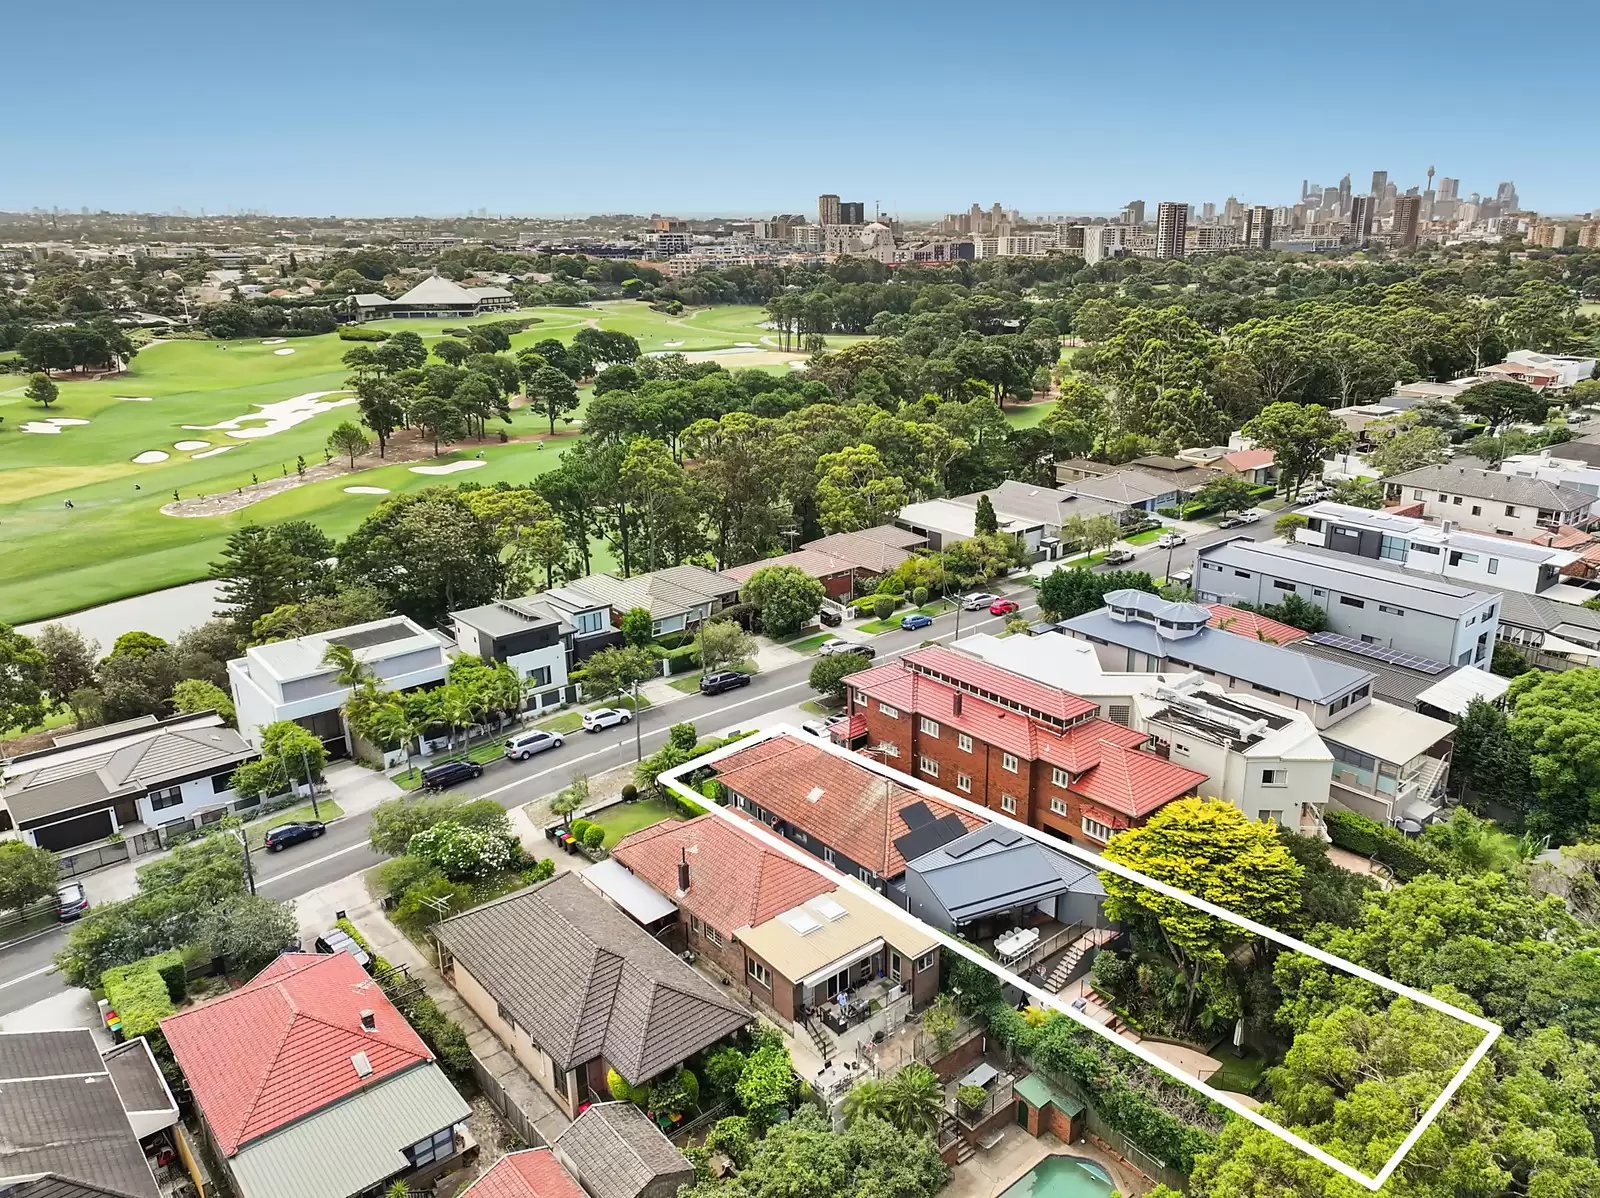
[989,599,1020,615]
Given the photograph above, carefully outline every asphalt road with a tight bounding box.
[0,516,1277,1016]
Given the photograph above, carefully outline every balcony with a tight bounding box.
[945,1062,1017,1130]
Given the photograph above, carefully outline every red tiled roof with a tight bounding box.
[1072,741,1206,817]
[1206,604,1306,647]
[1223,448,1275,470]
[1047,720,1150,773]
[612,814,834,935]
[712,735,983,876]
[462,1150,586,1198]
[160,952,431,1157]
[901,646,1098,724]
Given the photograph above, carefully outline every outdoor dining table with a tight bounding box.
[993,927,1041,959]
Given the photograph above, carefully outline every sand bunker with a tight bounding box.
[663,340,684,347]
[174,440,211,451]
[409,460,489,476]
[182,391,355,440]
[116,396,154,402]
[19,422,63,434]
[262,338,287,345]
[133,451,169,464]
[344,486,390,495]
[735,341,756,347]
[191,446,235,459]
[273,348,296,356]
[49,418,90,426]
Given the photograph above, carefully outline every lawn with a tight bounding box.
[1002,400,1054,429]
[1206,1050,1271,1095]
[244,797,345,849]
[1124,528,1163,546]
[783,633,833,654]
[576,797,685,848]
[667,660,757,694]
[0,301,827,624]
[857,600,951,635]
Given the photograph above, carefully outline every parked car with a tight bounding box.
[583,707,632,732]
[55,881,89,921]
[700,669,752,695]
[312,927,371,969]
[1569,412,1591,425]
[418,761,482,791]
[264,819,328,850]
[799,720,833,739]
[505,729,564,760]
[962,592,999,611]
[989,598,1020,615]
[1302,487,1333,504]
[1156,531,1186,548]
[818,607,842,626]
[816,638,875,659]
[900,612,935,631]
[1218,509,1263,528]
[1102,548,1135,566]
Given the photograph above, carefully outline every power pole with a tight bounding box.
[632,679,643,761]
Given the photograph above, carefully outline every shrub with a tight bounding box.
[1323,809,1451,880]
[583,825,606,850]
[372,855,445,904]
[406,822,512,881]
[704,1115,755,1169]
[872,596,896,621]
[669,722,699,751]
[704,1046,748,1102]
[621,784,638,802]
[102,960,175,1038]
[338,326,389,341]
[911,586,930,606]
[407,993,473,1079]
[957,1084,987,1110]
[608,1067,647,1104]
[152,948,188,1004]
[569,818,592,842]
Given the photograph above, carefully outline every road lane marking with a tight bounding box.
[0,965,55,991]
[256,840,376,886]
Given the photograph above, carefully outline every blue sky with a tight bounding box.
[6,0,1596,218]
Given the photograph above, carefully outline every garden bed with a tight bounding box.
[1205,1050,1270,1095]
[582,798,687,848]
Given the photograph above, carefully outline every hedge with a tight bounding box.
[1323,808,1450,880]
[334,919,473,1080]
[102,960,176,1038]
[337,326,389,341]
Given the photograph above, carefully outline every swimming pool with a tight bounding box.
[997,1154,1116,1198]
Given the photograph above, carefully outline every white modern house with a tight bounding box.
[449,598,576,712]
[228,617,451,757]
[1498,450,1600,502]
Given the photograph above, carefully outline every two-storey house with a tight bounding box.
[1382,464,1598,536]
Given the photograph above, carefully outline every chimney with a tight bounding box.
[1441,519,1454,534]
[952,693,963,716]
[360,1009,376,1031]
[677,849,690,896]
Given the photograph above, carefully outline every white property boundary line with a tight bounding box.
[659,724,1501,1192]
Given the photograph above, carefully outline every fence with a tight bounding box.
[1031,1065,1192,1194]
[471,1052,547,1149]
[671,1101,729,1145]
[57,840,130,877]
[0,895,56,938]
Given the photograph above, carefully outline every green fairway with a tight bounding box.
[0,301,803,624]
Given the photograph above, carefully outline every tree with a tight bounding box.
[210,522,335,633]
[408,822,512,882]
[1036,567,1156,622]
[1326,478,1383,508]
[1100,798,1303,1027]
[353,375,406,457]
[1366,423,1451,476]
[578,645,657,703]
[259,719,328,790]
[740,565,826,639]
[1507,668,1600,841]
[1194,473,1259,514]
[1242,403,1349,497]
[32,623,98,721]
[620,607,654,648]
[699,620,755,672]
[1451,697,1532,812]
[432,338,470,367]
[881,1064,944,1135]
[0,841,59,913]
[327,420,372,467]
[170,678,235,726]
[809,652,868,700]
[338,492,504,626]
[734,1043,796,1128]
[406,391,466,456]
[815,444,909,533]
[1461,379,1549,433]
[248,588,389,645]
[973,493,999,535]
[1274,513,1309,539]
[525,364,580,434]
[24,372,58,409]
[0,624,49,733]
[549,774,589,831]
[201,893,298,976]
[1258,591,1329,633]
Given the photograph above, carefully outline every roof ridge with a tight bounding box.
[228,984,299,1152]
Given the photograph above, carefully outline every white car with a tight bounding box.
[800,720,833,740]
[962,592,1000,611]
[816,638,856,656]
[1156,531,1186,548]
[582,707,632,732]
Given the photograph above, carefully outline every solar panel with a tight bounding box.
[894,814,969,865]
[899,800,934,829]
[327,621,413,651]
[1306,631,1449,675]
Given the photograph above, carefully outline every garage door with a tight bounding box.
[31,809,115,852]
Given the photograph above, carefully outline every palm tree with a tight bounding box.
[366,700,421,771]
[321,642,373,689]
[436,683,478,754]
[842,1077,891,1126]
[488,662,525,724]
[550,774,589,831]
[883,1064,944,1135]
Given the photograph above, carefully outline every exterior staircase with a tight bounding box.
[1045,928,1116,993]
[804,1014,833,1059]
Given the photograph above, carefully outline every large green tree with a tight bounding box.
[1242,403,1350,497]
[0,624,49,733]
[1506,667,1600,841]
[740,565,826,639]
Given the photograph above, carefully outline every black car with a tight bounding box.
[420,761,484,791]
[843,644,877,659]
[264,820,326,852]
[818,608,842,627]
[699,670,752,695]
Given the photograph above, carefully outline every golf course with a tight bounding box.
[0,301,824,625]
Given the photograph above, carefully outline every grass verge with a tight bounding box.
[245,798,346,848]
[583,797,687,848]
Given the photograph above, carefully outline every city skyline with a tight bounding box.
[4,0,1597,216]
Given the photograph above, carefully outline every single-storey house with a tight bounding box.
[1216,447,1277,486]
[432,872,752,1121]
[557,566,741,639]
[161,952,472,1198]
[351,273,516,322]
[553,1102,695,1198]
[0,711,253,853]
[895,498,1044,554]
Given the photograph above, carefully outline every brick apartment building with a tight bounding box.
[843,647,1206,849]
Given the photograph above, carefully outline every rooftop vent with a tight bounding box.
[351,1051,373,1078]
[360,1009,376,1031]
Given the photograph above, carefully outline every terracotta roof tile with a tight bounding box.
[160,953,431,1157]
[1071,741,1206,817]
[1206,604,1307,646]
[612,815,835,936]
[462,1150,586,1198]
[901,646,1099,724]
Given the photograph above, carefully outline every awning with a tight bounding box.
[584,859,678,925]
[799,937,885,990]
[838,712,868,742]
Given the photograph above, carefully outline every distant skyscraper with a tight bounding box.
[1495,181,1519,210]
[1437,177,1459,202]
[1223,195,1242,225]
[818,194,840,225]
[838,201,865,225]
[1349,194,1375,246]
[1370,170,1388,198]
[1201,202,1216,223]
[1338,175,1352,214]
[1392,194,1422,248]
[1123,200,1146,225]
[1156,202,1188,258]
[1244,205,1273,250]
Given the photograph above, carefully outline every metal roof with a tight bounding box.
[1196,539,1493,617]
[905,824,1105,925]
[553,1102,692,1198]
[583,859,679,925]
[1413,668,1511,716]
[102,1038,176,1116]
[227,1065,470,1198]
[734,887,936,984]
[1320,699,1455,767]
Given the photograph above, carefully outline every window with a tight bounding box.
[823,847,836,865]
[916,951,937,973]
[957,733,973,753]
[747,958,771,987]
[919,717,939,737]
[1172,741,1190,756]
[1339,596,1365,608]
[574,609,605,635]
[407,1127,456,1168]
[878,702,899,719]
[1081,815,1114,842]
[855,690,867,707]
[703,926,723,947]
[529,665,552,687]
[1261,768,1287,786]
[1412,489,1424,500]
[148,787,182,811]
[1049,766,1070,788]
[1259,810,1284,825]
[793,829,808,844]
[1448,551,1479,566]
[1360,634,1379,645]
[1452,496,1463,506]
[1379,535,1408,562]
[889,951,902,982]
[918,755,939,778]
[1312,587,1326,596]
[1050,797,1068,816]
[956,773,972,793]
[1234,569,1251,579]
[1108,704,1131,726]
[1001,753,1019,773]
[690,915,701,933]
[1001,794,1016,814]
[210,771,235,794]
[1273,579,1296,592]
[1412,544,1440,556]
[1488,558,1499,574]
[1471,505,1482,516]
[1378,604,1404,616]
[1505,505,1517,517]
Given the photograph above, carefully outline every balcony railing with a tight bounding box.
[946,1073,1016,1128]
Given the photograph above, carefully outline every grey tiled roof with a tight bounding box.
[102,1040,172,1116]
[434,874,750,1085]
[1385,463,1596,511]
[1196,540,1491,617]
[554,1102,692,1198]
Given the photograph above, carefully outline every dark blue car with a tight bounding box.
[900,613,934,631]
